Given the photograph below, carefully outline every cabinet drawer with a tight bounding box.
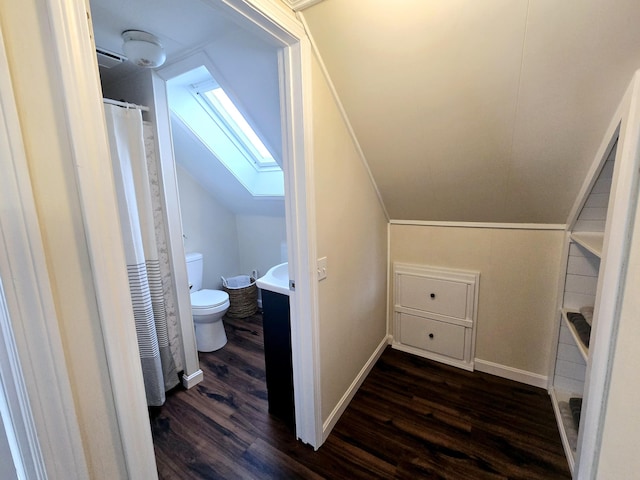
[398,313,465,360]
[397,274,468,319]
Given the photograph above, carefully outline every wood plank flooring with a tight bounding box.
[150,313,571,479]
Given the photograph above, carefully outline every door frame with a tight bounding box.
[0,20,89,479]
[43,0,321,476]
[179,0,323,448]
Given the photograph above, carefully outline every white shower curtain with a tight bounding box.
[103,104,180,406]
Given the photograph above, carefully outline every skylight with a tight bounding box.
[166,65,284,198]
[200,85,278,169]
[203,88,275,166]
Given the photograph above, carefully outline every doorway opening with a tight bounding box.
[88,1,321,471]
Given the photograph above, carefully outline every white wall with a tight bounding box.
[236,214,287,278]
[176,165,241,289]
[311,55,389,423]
[176,170,286,291]
[389,225,564,378]
[176,167,287,287]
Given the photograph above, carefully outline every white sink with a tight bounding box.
[256,262,290,296]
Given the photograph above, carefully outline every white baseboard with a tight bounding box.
[181,369,203,389]
[322,335,391,442]
[474,358,548,389]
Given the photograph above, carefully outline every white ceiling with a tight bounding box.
[90,0,279,84]
[90,0,640,224]
[90,0,285,216]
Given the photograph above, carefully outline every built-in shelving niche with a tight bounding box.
[549,71,640,478]
[551,147,611,473]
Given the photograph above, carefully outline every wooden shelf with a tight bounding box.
[561,308,589,362]
[570,232,604,257]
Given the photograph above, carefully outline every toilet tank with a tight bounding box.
[185,252,203,291]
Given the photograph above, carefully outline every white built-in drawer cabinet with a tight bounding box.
[392,263,479,371]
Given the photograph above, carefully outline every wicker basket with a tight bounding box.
[222,275,258,318]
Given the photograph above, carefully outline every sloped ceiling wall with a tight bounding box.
[301,0,640,223]
[92,0,285,216]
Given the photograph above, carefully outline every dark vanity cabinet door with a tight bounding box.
[261,289,295,429]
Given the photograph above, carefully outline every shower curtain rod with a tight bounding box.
[103,97,150,112]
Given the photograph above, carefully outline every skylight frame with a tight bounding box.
[193,81,280,171]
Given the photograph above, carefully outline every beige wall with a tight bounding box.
[1,2,127,477]
[389,225,564,376]
[311,56,389,422]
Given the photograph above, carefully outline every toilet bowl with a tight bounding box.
[185,252,229,352]
[190,289,230,352]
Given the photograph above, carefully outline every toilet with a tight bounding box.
[185,252,230,352]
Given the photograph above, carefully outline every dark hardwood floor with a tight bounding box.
[150,313,571,479]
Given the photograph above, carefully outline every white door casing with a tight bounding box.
[0,19,89,479]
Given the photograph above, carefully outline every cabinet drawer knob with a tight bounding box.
[430,293,436,299]
[428,333,434,339]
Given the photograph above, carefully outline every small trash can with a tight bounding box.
[221,274,258,318]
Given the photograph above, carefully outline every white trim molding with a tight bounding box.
[322,335,391,443]
[165,0,323,448]
[390,220,566,230]
[42,0,159,477]
[283,0,325,12]
[0,20,88,478]
[219,0,323,449]
[149,72,203,390]
[278,36,323,449]
[181,369,204,389]
[0,281,46,480]
[475,359,549,389]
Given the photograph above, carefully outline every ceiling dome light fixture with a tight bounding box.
[121,30,166,68]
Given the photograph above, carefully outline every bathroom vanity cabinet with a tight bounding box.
[260,289,295,429]
[392,263,479,371]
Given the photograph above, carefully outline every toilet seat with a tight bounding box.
[191,289,229,316]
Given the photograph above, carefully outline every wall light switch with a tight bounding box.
[317,256,328,281]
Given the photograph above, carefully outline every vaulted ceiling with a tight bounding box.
[300,0,640,223]
[91,0,640,224]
